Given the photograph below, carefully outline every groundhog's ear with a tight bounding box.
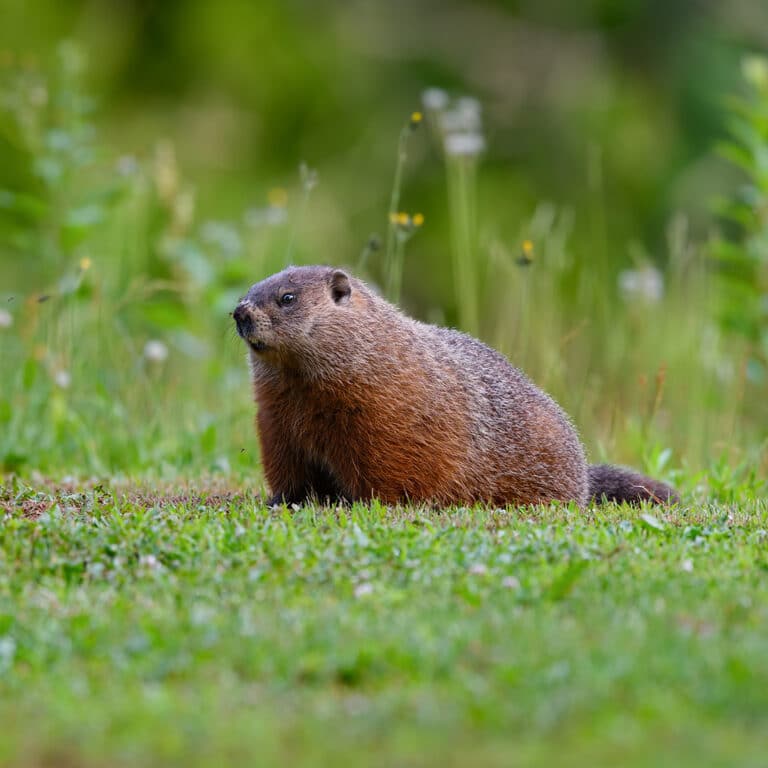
[329,270,352,305]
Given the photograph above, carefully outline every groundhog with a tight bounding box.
[233,265,677,507]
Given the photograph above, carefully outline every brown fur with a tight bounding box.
[233,266,677,507]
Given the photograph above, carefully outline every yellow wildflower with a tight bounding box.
[412,213,425,227]
[79,257,92,271]
[516,240,534,267]
[268,187,288,208]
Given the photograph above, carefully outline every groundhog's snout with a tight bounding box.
[234,303,271,352]
[233,304,254,339]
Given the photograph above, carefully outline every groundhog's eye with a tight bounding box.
[279,292,296,307]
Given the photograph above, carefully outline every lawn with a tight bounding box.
[1,480,766,767]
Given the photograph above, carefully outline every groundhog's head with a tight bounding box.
[234,266,354,368]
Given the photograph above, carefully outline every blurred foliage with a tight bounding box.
[3,0,764,268]
[712,54,768,380]
[0,0,767,478]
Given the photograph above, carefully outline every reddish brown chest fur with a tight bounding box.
[254,362,476,505]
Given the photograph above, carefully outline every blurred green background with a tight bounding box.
[1,0,767,488]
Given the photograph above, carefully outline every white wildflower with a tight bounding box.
[354,582,374,598]
[54,370,71,389]
[0,636,16,667]
[502,576,520,589]
[468,563,488,576]
[213,456,231,475]
[139,554,160,570]
[441,105,482,136]
[444,132,486,157]
[618,266,664,303]
[143,340,168,363]
[0,309,12,329]
[300,162,318,192]
[455,97,482,128]
[422,87,449,111]
[681,559,694,573]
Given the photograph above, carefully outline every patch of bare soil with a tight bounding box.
[0,475,261,519]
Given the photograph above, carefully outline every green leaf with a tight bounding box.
[0,189,49,219]
[199,423,217,455]
[1,452,27,472]
[640,513,665,532]
[546,559,589,601]
[22,358,38,391]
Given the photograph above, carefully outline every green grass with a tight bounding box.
[1,480,767,767]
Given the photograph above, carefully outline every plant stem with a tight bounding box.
[447,155,479,334]
[385,125,411,302]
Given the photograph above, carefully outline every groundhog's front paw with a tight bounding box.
[264,492,305,508]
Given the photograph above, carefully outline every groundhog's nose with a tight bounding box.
[233,304,253,338]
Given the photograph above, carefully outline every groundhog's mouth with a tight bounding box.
[249,340,267,353]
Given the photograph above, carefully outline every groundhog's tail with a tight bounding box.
[588,464,678,505]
